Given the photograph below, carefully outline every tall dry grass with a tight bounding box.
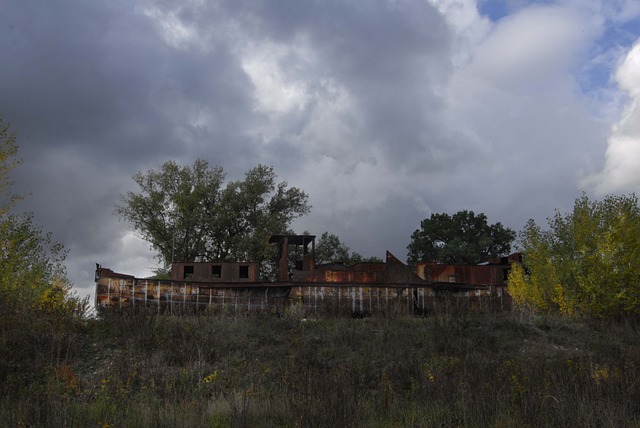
[1,306,639,427]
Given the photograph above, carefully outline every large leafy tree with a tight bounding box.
[407,210,516,265]
[115,160,311,267]
[509,194,640,317]
[315,231,383,265]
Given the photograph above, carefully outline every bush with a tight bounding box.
[510,194,640,318]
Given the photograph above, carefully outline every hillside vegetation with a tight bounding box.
[1,308,639,427]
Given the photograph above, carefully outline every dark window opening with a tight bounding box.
[211,265,222,278]
[503,268,511,281]
[239,265,249,279]
[184,265,194,279]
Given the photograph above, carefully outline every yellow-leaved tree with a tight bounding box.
[509,194,640,318]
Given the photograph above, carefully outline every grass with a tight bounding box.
[1,306,640,427]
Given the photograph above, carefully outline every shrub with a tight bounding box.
[509,194,640,317]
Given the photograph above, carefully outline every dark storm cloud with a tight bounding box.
[1,1,260,168]
[3,3,158,147]
[229,0,457,168]
[0,0,267,296]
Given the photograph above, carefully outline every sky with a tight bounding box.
[1,0,640,302]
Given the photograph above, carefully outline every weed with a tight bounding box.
[1,311,639,426]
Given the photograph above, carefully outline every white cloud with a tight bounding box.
[428,0,492,65]
[444,2,605,150]
[113,231,159,276]
[585,40,640,194]
[139,5,199,50]
[424,1,613,227]
[468,5,600,88]
[617,42,640,96]
[242,39,312,114]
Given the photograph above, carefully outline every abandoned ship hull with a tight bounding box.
[95,274,510,315]
[95,234,514,315]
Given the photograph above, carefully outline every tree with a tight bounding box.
[407,210,516,265]
[0,119,23,216]
[315,231,383,265]
[315,232,351,264]
[0,117,77,314]
[509,194,640,317]
[115,160,311,267]
[0,118,86,389]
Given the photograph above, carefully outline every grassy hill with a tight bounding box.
[2,307,639,427]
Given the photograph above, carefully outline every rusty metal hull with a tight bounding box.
[95,275,291,313]
[289,283,511,314]
[95,246,514,315]
[95,274,511,315]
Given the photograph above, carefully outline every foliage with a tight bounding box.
[115,160,311,267]
[509,194,640,317]
[0,118,23,216]
[407,210,516,265]
[0,118,88,392]
[0,119,77,317]
[315,231,383,265]
[1,212,68,310]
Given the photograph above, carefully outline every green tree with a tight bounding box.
[0,118,86,389]
[115,160,311,267]
[0,117,77,314]
[0,119,23,215]
[509,194,640,317]
[407,210,516,265]
[315,231,383,265]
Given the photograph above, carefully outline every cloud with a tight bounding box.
[421,3,610,229]
[584,40,640,194]
[1,0,639,302]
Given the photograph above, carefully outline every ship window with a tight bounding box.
[211,265,222,278]
[183,265,194,279]
[239,265,249,279]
